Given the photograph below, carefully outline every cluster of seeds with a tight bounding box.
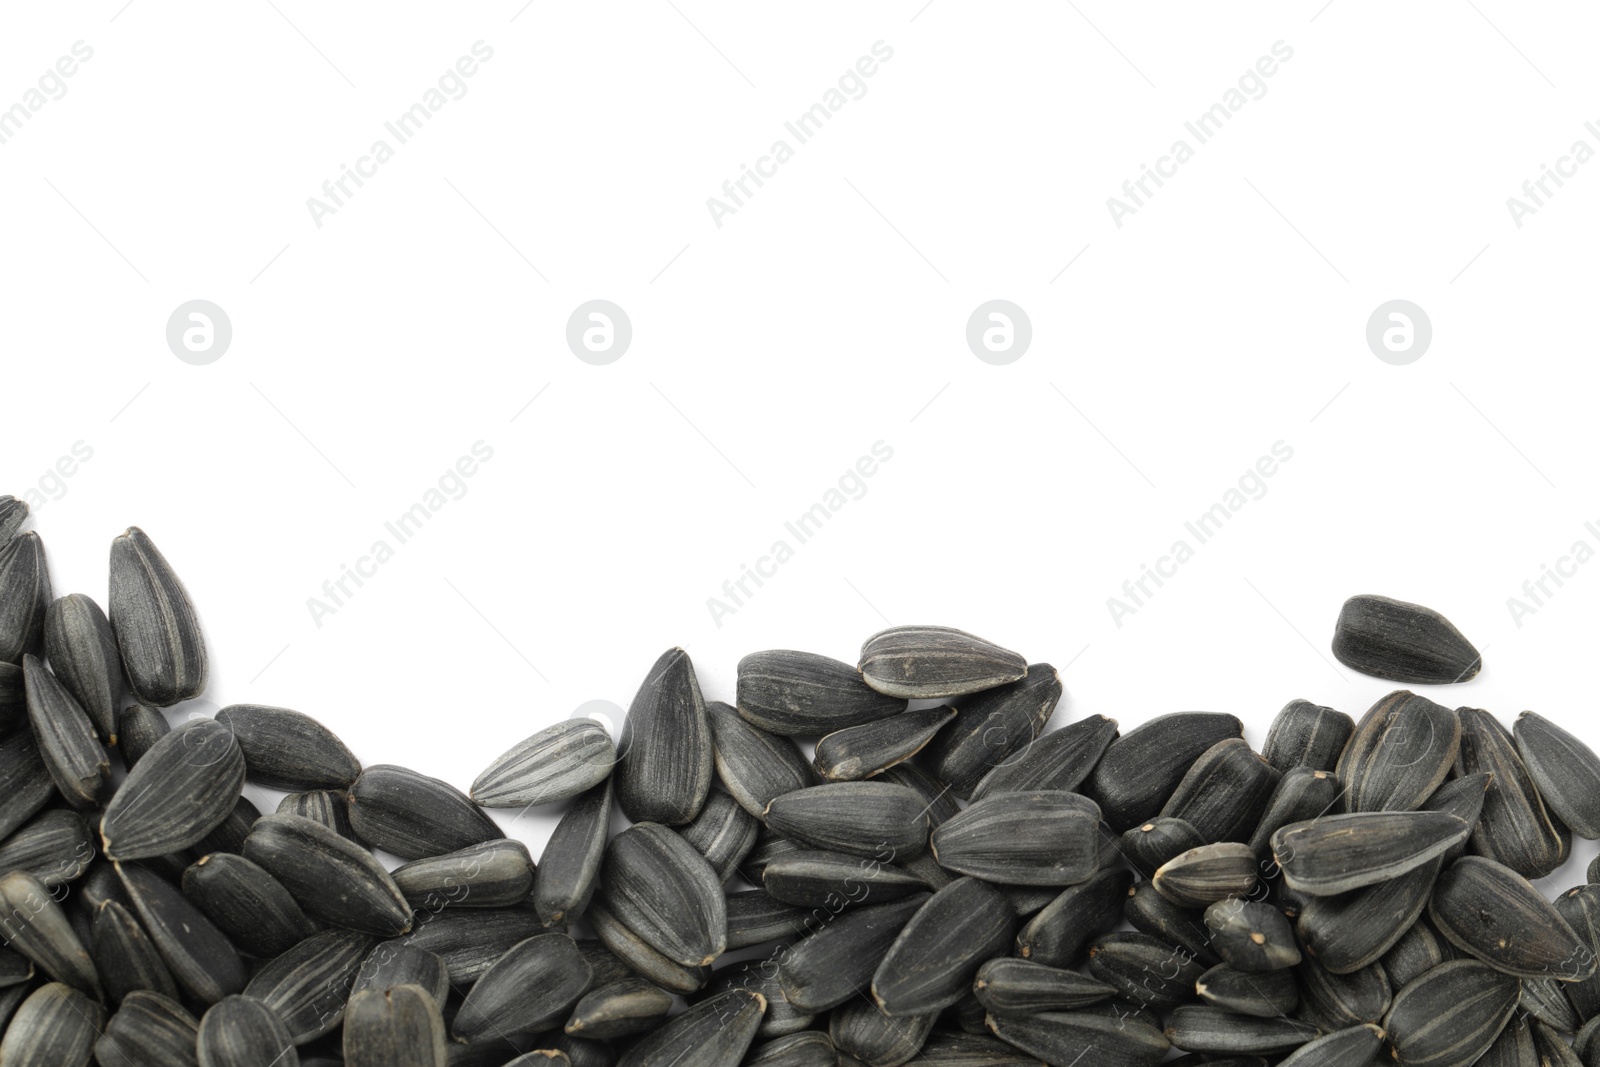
[2,501,1600,1067]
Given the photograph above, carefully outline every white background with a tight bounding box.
[3,2,1598,885]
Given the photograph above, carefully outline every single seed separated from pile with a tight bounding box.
[109,527,208,707]
[616,648,714,826]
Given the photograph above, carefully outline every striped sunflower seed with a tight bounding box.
[586,901,709,995]
[706,701,816,818]
[1247,767,1343,863]
[0,944,30,988]
[763,782,929,861]
[1202,898,1300,971]
[736,650,905,736]
[101,718,245,861]
[196,995,300,1067]
[196,794,260,856]
[1381,920,1452,990]
[243,929,375,1044]
[547,1034,610,1067]
[119,861,245,1004]
[930,791,1099,885]
[1382,960,1520,1067]
[347,764,499,861]
[615,648,714,826]
[815,705,955,782]
[968,713,1118,803]
[242,813,412,937]
[108,527,207,706]
[698,958,812,1039]
[350,941,449,1009]
[1295,858,1441,975]
[1271,811,1470,895]
[96,991,200,1067]
[0,808,93,887]
[0,661,23,735]
[595,822,726,967]
[829,999,935,1067]
[1016,868,1133,968]
[1277,1024,1384,1067]
[985,1009,1169,1067]
[1123,880,1221,966]
[1479,1014,1538,1067]
[343,985,448,1067]
[1332,594,1482,684]
[534,778,612,926]
[1164,1006,1318,1055]
[23,654,108,808]
[276,788,355,840]
[872,877,1015,1016]
[1296,953,1391,1031]
[117,704,171,771]
[1428,856,1592,979]
[879,762,961,827]
[1521,971,1583,1033]
[1085,712,1244,832]
[402,906,547,986]
[762,849,930,909]
[1000,885,1059,918]
[471,719,615,808]
[1425,769,1493,862]
[0,870,100,997]
[0,532,50,665]
[390,838,536,911]
[1529,1018,1582,1067]
[212,704,360,792]
[745,1032,838,1067]
[1087,932,1206,1012]
[1514,710,1600,841]
[566,977,673,1040]
[616,989,765,1067]
[44,593,122,741]
[724,889,812,948]
[1261,699,1354,774]
[0,496,25,545]
[1194,962,1299,1017]
[1151,842,1258,907]
[0,732,57,841]
[1574,1016,1600,1063]
[0,982,104,1067]
[1553,883,1600,1019]
[679,791,758,883]
[1336,690,1461,813]
[972,958,1116,1016]
[1158,738,1280,845]
[922,666,1060,798]
[91,898,178,1002]
[181,853,318,958]
[856,626,1027,700]
[1455,707,1568,878]
[778,893,929,1013]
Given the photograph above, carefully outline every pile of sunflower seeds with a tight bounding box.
[3,500,1600,1067]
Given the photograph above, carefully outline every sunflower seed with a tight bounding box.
[699,958,812,1039]
[0,496,26,545]
[761,849,931,909]
[725,890,812,948]
[117,704,170,771]
[616,989,765,1067]
[242,813,412,937]
[830,1000,935,1067]
[1122,880,1222,966]
[347,764,498,861]
[815,705,955,783]
[878,762,960,827]
[1262,699,1355,773]
[100,718,245,861]
[1087,932,1206,1012]
[91,897,178,1001]
[1480,1013,1539,1067]
[1455,706,1568,878]
[1514,710,1600,841]
[117,861,244,1004]
[764,782,929,861]
[23,654,108,808]
[1194,962,1299,1016]
[242,928,374,1043]
[1336,690,1462,813]
[532,778,611,926]
[180,852,318,958]
[706,702,817,820]
[1333,594,1482,684]
[277,788,355,839]
[1000,886,1059,917]
[899,850,953,892]
[566,977,673,1040]
[872,878,1014,1016]
[972,957,1116,1015]
[615,648,713,826]
[1164,1005,1317,1055]
[1278,1024,1384,1067]
[1426,770,1493,856]
[0,870,100,997]
[1248,767,1343,863]
[1294,853,1440,975]
[679,791,758,883]
[344,985,448,1067]
[1086,712,1245,832]
[986,1009,1169,1067]
[1530,1018,1583,1067]
[504,1054,573,1067]
[1382,920,1451,990]
[930,791,1099,885]
[595,822,726,967]
[969,714,1118,803]
[1273,811,1469,895]
[0,662,24,735]
[1152,842,1258,907]
[1428,856,1592,979]
[471,719,615,808]
[108,527,207,706]
[949,991,990,1035]
[1554,883,1600,1019]
[404,906,547,986]
[1383,960,1520,1067]
[391,838,536,911]
[923,667,1060,798]
[0,808,92,887]
[97,991,201,1067]
[44,593,122,741]
[778,893,928,1013]
[1016,867,1133,967]
[1158,739,1280,845]
[1297,953,1390,1031]
[1202,897,1299,971]
[350,940,449,1008]
[857,626,1027,700]
[586,901,709,994]
[0,982,104,1067]
[197,994,301,1067]
[212,704,360,792]
[0,732,55,842]
[745,1031,838,1067]
[0,533,50,665]
[1574,1016,1600,1063]
[0,943,29,988]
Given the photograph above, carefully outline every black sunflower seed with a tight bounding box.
[1381,920,1451,989]
[1294,858,1441,975]
[213,704,360,792]
[1164,1005,1318,1055]
[724,889,812,948]
[706,701,817,818]
[1296,953,1391,1031]
[986,1009,1169,1067]
[736,651,905,736]
[1124,816,1211,882]
[276,788,356,840]
[534,778,611,926]
[777,893,929,1013]
[972,957,1116,1016]
[0,662,24,736]
[586,901,709,995]
[350,941,449,1008]
[0,533,51,665]
[347,764,499,861]
[616,989,765,1067]
[1158,738,1281,845]
[195,794,261,857]
[1202,898,1300,971]
[181,852,318,959]
[404,906,547,986]
[0,497,25,545]
[1515,711,1600,841]
[1428,856,1593,979]
[391,838,536,911]
[872,878,1015,1016]
[815,705,955,782]
[1085,712,1244,832]
[1262,699,1355,774]
[96,991,200,1067]
[23,654,108,808]
[567,977,673,1040]
[595,822,726,968]
[930,791,1099,885]
[0,732,56,841]
[0,870,100,997]
[343,984,448,1067]
[922,667,1060,798]
[1122,881,1222,967]
[108,527,207,706]
[698,957,812,1039]
[472,719,616,808]
[1478,1013,1538,1067]
[1277,1024,1384,1067]
[0,808,93,887]
[44,593,122,741]
[454,933,593,1042]
[1152,842,1258,907]
[196,994,300,1067]
[679,791,758,883]
[1530,1018,1583,1067]
[101,718,245,861]
[119,861,245,1005]
[1247,767,1343,864]
[1574,1016,1600,1063]
[1194,962,1299,1017]
[242,813,412,937]
[745,1031,838,1067]
[117,704,171,770]
[91,898,178,1002]
[1272,811,1470,895]
[1087,931,1206,1012]
[1332,593,1482,684]
[616,648,714,826]
[1554,883,1600,1020]
[1336,690,1462,813]
[762,849,931,909]
[764,782,929,861]
[1455,707,1568,879]
[830,1000,935,1067]
[968,713,1119,803]
[242,928,375,1044]
[0,982,104,1067]
[1382,960,1520,1067]
[857,626,1027,700]
[879,762,961,827]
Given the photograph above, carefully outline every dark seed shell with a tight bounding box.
[0,808,93,887]
[986,1009,1169,1067]
[277,789,355,839]
[725,890,813,949]
[347,764,499,861]
[23,654,109,808]
[968,714,1119,802]
[108,527,208,706]
[0,533,51,665]
[97,991,200,1067]
[706,701,816,820]
[567,977,673,1040]
[1455,707,1568,878]
[1164,1005,1318,1055]
[764,782,929,861]
[116,706,169,773]
[391,838,536,911]
[1272,811,1470,895]
[1277,1024,1384,1067]
[534,778,612,926]
[595,822,726,968]
[1295,857,1442,975]
[197,995,300,1067]
[1158,738,1280,845]
[0,732,57,841]
[745,1031,838,1067]
[1428,856,1592,979]
[454,933,592,1043]
[1151,843,1257,908]
[243,929,376,1044]
[405,906,548,986]
[778,894,929,1013]
[0,497,23,546]
[1382,920,1451,990]
[195,794,261,857]
[923,666,1060,798]
[1382,960,1520,1067]
[829,1000,934,1067]
[181,852,319,959]
[1262,699,1354,774]
[350,941,449,1008]
[1087,932,1206,1012]
[1475,1013,1539,1067]
[1332,593,1482,684]
[763,850,932,909]
[878,762,960,827]
[615,648,714,826]
[472,719,616,808]
[118,861,245,1005]
[0,982,105,1067]
[1296,953,1391,1031]
[1194,962,1299,1016]
[101,718,246,861]
[737,650,905,736]
[1554,883,1600,1020]
[930,791,1099,886]
[698,958,812,1039]
[1202,898,1300,971]
[92,898,178,1002]
[1122,880,1222,967]
[44,593,123,741]
[1086,712,1244,832]
[857,626,1027,700]
[679,791,758,883]
[1336,690,1462,813]
[1530,1018,1583,1067]
[0,662,24,737]
[616,989,765,1067]
[872,878,1015,1016]
[1119,818,1207,877]
[973,958,1117,1015]
[1574,1016,1600,1063]
[243,813,413,937]
[343,985,447,1067]
[1515,711,1600,841]
[214,705,360,792]
[816,705,956,782]
[587,901,709,995]
[0,870,100,998]
[1248,767,1343,863]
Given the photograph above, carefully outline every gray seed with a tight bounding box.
[856,626,1027,700]
[0,661,24,735]
[101,718,245,861]
[347,764,499,861]
[92,898,179,1002]
[1272,811,1470,895]
[678,791,758,883]
[534,778,612,926]
[277,788,355,839]
[576,938,635,991]
[877,762,961,827]
[1295,858,1441,975]
[1118,817,1207,877]
[1087,931,1206,1012]
[1151,842,1258,907]
[1085,712,1244,832]
[1425,770,1494,862]
[1262,699,1354,773]
[243,929,375,1044]
[181,852,318,958]
[391,838,536,911]
[23,654,109,808]
[1277,1024,1385,1067]
[778,893,929,1013]
[1382,960,1520,1067]
[471,719,615,808]
[0,532,51,665]
[1247,767,1343,863]
[197,995,301,1067]
[1194,962,1299,1017]
[762,849,932,909]
[1428,856,1593,979]
[829,1000,935,1067]
[595,822,726,967]
[930,791,1099,886]
[586,901,709,995]
[744,1032,838,1067]
[1159,738,1280,845]
[214,705,360,791]
[968,713,1118,803]
[1530,1018,1583,1067]
[117,704,171,771]
[724,889,812,949]
[615,648,714,826]
[0,496,26,545]
[737,650,906,736]
[923,666,1060,798]
[566,977,673,1040]
[1296,953,1390,1031]
[1202,897,1300,971]
[699,958,812,1039]
[343,985,448,1067]
[0,808,93,887]
[1336,689,1462,813]
[985,1009,1169,1067]
[96,991,201,1067]
[1456,707,1568,878]
[1164,1005,1318,1055]
[872,878,1015,1016]
[0,869,100,997]
[44,593,123,741]
[1122,880,1221,967]
[0,982,104,1067]
[0,731,57,841]
[972,958,1117,1016]
[1016,868,1134,968]
[763,782,929,861]
[1382,920,1451,990]
[1332,593,1482,684]
[108,527,207,706]
[351,941,449,1009]
[1480,1013,1539,1067]
[815,705,955,782]
[706,701,817,818]
[404,906,548,986]
[242,813,413,937]
[118,861,245,1004]
[195,793,261,857]
[616,989,765,1067]
[1574,1016,1600,1064]
[1554,883,1600,1020]
[1515,710,1600,841]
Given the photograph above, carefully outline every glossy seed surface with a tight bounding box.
[857,626,1027,700]
[109,527,208,706]
[472,719,616,808]
[1332,594,1482,684]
